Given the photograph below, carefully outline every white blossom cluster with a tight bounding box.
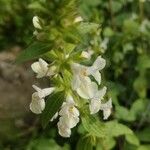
[71,56,112,119]
[30,16,112,138]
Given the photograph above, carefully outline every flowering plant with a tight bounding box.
[16,0,143,149]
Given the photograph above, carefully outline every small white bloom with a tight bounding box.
[30,92,45,114]
[59,94,79,118]
[33,16,42,29]
[57,94,79,137]
[71,56,106,88]
[89,86,107,114]
[31,58,48,78]
[57,122,71,138]
[30,85,55,114]
[59,116,79,129]
[100,98,112,120]
[76,77,98,99]
[74,16,83,23]
[31,58,56,78]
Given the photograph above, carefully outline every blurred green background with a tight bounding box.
[0,0,150,149]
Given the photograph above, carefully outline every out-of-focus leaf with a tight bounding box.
[63,42,76,54]
[137,145,150,150]
[115,106,135,121]
[96,137,116,150]
[105,121,133,137]
[81,114,106,138]
[41,91,65,128]
[103,27,114,37]
[136,55,150,71]
[136,127,150,142]
[130,99,148,120]
[133,75,147,98]
[16,42,52,63]
[112,1,123,13]
[76,136,93,150]
[125,133,140,146]
[77,22,100,34]
[27,138,70,150]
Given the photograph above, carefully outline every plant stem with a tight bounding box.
[108,0,115,30]
[139,1,144,22]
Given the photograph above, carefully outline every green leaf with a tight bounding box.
[105,121,133,137]
[96,138,116,150]
[16,42,52,63]
[136,55,150,71]
[41,91,65,128]
[27,138,70,150]
[130,99,148,120]
[125,134,140,146]
[115,106,135,121]
[76,136,93,150]
[133,75,147,98]
[63,42,76,54]
[81,114,106,138]
[136,127,150,142]
[137,145,150,150]
[77,22,100,34]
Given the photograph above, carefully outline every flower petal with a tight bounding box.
[92,71,101,85]
[103,109,111,120]
[32,85,55,98]
[100,98,112,120]
[31,62,41,73]
[94,86,107,100]
[77,78,97,99]
[71,75,81,90]
[93,56,106,71]
[89,99,101,114]
[33,16,42,29]
[30,93,45,114]
[59,116,79,128]
[39,58,48,73]
[42,87,55,97]
[57,122,71,138]
[66,94,75,104]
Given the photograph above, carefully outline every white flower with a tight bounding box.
[57,94,79,137]
[30,92,45,114]
[74,16,83,23]
[59,94,79,128]
[57,122,71,138]
[33,16,42,29]
[59,95,79,117]
[89,86,107,114]
[71,56,106,89]
[31,58,56,78]
[100,98,112,120]
[29,85,55,114]
[76,77,98,99]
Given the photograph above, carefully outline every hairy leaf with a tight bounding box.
[16,42,52,63]
[41,91,65,128]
